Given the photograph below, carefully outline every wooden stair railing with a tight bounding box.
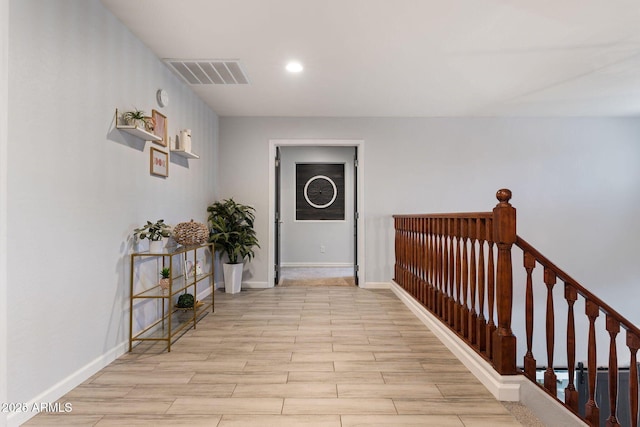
[393,189,640,427]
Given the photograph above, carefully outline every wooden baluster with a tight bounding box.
[439,219,446,318]
[407,219,412,294]
[409,218,416,298]
[415,219,420,298]
[432,218,439,314]
[523,252,536,381]
[412,218,416,296]
[424,218,430,307]
[443,222,452,324]
[443,221,450,323]
[426,218,432,309]
[399,218,405,290]
[606,315,620,427]
[448,218,455,326]
[469,218,478,345]
[486,218,495,358]
[585,300,600,426]
[416,218,421,300]
[627,331,640,427]
[476,218,487,352]
[421,218,427,306]
[431,217,436,311]
[436,218,442,317]
[394,217,398,282]
[461,218,469,338]
[544,268,557,397]
[492,189,517,375]
[441,220,448,319]
[564,284,579,413]
[455,219,462,333]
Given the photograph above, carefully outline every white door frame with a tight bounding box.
[268,139,365,287]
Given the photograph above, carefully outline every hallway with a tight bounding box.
[25,286,532,426]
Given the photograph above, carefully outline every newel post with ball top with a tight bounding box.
[492,189,518,375]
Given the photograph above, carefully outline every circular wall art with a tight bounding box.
[296,163,345,221]
[303,175,337,209]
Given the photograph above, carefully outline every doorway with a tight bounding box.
[268,139,364,287]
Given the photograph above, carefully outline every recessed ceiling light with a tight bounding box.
[286,61,303,73]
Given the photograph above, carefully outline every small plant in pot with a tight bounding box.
[176,293,195,308]
[133,219,171,253]
[122,108,154,131]
[159,267,171,292]
[207,198,260,294]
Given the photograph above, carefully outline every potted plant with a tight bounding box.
[133,219,171,253]
[122,108,154,131]
[207,198,259,294]
[159,267,171,292]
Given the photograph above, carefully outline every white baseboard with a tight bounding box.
[389,281,586,426]
[214,281,272,290]
[280,262,353,268]
[360,282,391,289]
[10,284,216,427]
[242,281,271,289]
[7,342,127,427]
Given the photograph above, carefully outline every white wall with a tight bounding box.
[7,0,218,421]
[1,0,9,425]
[280,146,354,266]
[220,116,640,362]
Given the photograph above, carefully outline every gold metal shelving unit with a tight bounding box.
[129,243,214,352]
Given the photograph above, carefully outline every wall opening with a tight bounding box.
[268,139,364,288]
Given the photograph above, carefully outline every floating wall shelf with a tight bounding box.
[171,149,200,159]
[115,109,162,142]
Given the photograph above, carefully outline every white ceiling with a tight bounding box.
[101,0,640,117]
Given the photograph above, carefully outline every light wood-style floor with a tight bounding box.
[25,286,527,426]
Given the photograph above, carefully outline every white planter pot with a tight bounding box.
[223,263,243,294]
[149,239,165,253]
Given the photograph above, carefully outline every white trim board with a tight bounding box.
[389,280,586,427]
[280,262,353,268]
[268,139,365,288]
[7,343,127,426]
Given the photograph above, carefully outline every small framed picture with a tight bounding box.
[150,147,168,177]
[151,109,167,147]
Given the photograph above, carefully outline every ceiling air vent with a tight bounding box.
[164,59,249,85]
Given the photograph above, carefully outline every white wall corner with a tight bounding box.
[390,281,586,426]
[1,0,9,425]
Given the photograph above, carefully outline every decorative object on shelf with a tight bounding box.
[133,219,171,252]
[186,259,203,278]
[176,293,195,308]
[122,108,154,131]
[171,129,199,159]
[156,89,169,107]
[151,109,167,147]
[115,109,162,141]
[150,147,169,177]
[207,198,260,294]
[179,129,192,152]
[173,219,208,246]
[159,267,171,291]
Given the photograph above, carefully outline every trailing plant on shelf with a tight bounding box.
[133,219,171,242]
[122,108,154,131]
[207,199,259,264]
